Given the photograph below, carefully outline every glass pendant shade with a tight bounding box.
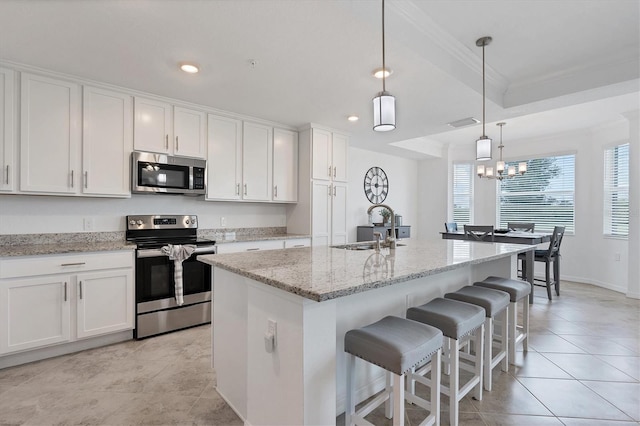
[373,92,396,132]
[519,162,527,174]
[476,164,485,176]
[508,166,516,177]
[476,136,492,161]
[496,160,505,173]
[486,167,494,178]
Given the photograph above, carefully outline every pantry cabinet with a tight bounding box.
[20,73,80,194]
[82,86,133,197]
[0,67,15,193]
[311,128,348,182]
[311,180,347,246]
[134,97,205,159]
[0,251,134,355]
[242,121,273,201]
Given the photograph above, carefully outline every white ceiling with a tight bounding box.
[0,0,638,159]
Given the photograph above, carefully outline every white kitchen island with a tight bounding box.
[198,239,533,425]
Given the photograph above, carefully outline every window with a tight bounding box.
[497,154,575,233]
[452,163,473,225]
[604,143,629,237]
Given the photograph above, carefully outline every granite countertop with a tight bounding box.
[214,233,310,244]
[198,239,534,302]
[0,241,136,257]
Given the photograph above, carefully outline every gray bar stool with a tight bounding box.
[344,315,443,426]
[444,286,510,391]
[474,276,531,364]
[406,298,485,426]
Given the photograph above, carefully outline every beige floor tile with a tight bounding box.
[527,334,586,353]
[101,392,199,425]
[468,373,553,416]
[541,353,636,381]
[558,334,639,356]
[517,377,633,421]
[188,396,243,425]
[509,351,572,379]
[581,380,640,421]
[558,418,639,425]
[596,355,640,380]
[480,413,563,425]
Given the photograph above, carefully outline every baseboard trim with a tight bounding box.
[559,274,627,295]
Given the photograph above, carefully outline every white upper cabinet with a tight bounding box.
[133,97,173,155]
[82,86,133,197]
[173,106,206,158]
[272,128,298,202]
[311,128,348,182]
[242,122,272,201]
[207,114,242,200]
[0,67,15,192]
[134,97,205,159]
[20,73,80,194]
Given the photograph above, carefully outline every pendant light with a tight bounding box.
[475,36,492,160]
[373,0,395,132]
[477,122,528,180]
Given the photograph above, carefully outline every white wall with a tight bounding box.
[427,119,633,294]
[0,194,286,234]
[346,147,418,242]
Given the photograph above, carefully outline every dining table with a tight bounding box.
[441,230,553,303]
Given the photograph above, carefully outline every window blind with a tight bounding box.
[453,163,473,225]
[604,143,629,237]
[497,154,575,233]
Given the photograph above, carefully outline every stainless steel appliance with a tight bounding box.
[131,151,206,195]
[126,214,215,339]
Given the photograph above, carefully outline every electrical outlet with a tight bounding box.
[83,218,94,231]
[220,216,226,227]
[614,253,621,261]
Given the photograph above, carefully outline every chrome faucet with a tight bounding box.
[367,204,396,249]
[373,231,383,252]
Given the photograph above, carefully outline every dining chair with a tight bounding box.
[507,222,535,232]
[518,226,565,300]
[444,222,458,232]
[464,225,495,242]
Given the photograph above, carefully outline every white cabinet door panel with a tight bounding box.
[331,182,348,245]
[134,97,172,154]
[20,73,80,193]
[242,122,272,201]
[272,128,298,202]
[331,133,348,182]
[311,128,332,181]
[207,115,242,200]
[82,86,133,196]
[76,269,134,339]
[0,276,71,354]
[174,106,206,158]
[0,67,15,192]
[311,181,331,246]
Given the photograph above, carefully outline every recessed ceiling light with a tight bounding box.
[180,63,199,74]
[372,67,393,79]
[347,115,359,122]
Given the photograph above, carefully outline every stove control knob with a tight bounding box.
[129,220,136,226]
[136,220,143,226]
[185,219,190,225]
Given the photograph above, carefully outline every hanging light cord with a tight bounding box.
[382,0,386,93]
[481,42,486,137]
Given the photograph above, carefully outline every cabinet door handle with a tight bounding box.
[84,171,88,188]
[236,183,240,195]
[334,166,337,178]
[61,262,86,267]
[274,185,278,198]
[333,185,337,196]
[175,136,179,151]
[70,170,74,188]
[293,244,304,248]
[328,185,332,197]
[5,165,8,184]
[79,281,83,300]
[244,184,247,196]
[328,166,332,177]
[165,134,169,149]
[64,282,68,302]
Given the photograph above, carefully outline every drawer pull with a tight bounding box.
[246,248,260,251]
[165,134,169,149]
[5,165,8,184]
[79,281,83,300]
[293,245,305,248]
[60,262,86,267]
[64,282,67,302]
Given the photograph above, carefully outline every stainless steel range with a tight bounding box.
[126,215,215,339]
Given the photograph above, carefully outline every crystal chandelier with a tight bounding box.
[477,122,527,180]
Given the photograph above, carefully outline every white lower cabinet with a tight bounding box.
[311,181,347,246]
[0,251,134,355]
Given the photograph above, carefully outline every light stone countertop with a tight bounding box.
[0,240,136,257]
[198,239,535,302]
[213,233,310,244]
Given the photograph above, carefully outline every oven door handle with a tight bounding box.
[137,246,217,258]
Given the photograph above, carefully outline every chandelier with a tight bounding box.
[373,0,396,131]
[477,122,527,179]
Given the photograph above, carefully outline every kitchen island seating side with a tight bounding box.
[344,315,443,426]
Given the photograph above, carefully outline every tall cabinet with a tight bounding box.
[0,67,15,193]
[288,125,348,246]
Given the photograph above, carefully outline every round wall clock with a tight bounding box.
[363,166,389,204]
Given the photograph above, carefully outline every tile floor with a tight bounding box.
[0,280,638,425]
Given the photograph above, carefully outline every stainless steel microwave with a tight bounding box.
[131,151,206,195]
